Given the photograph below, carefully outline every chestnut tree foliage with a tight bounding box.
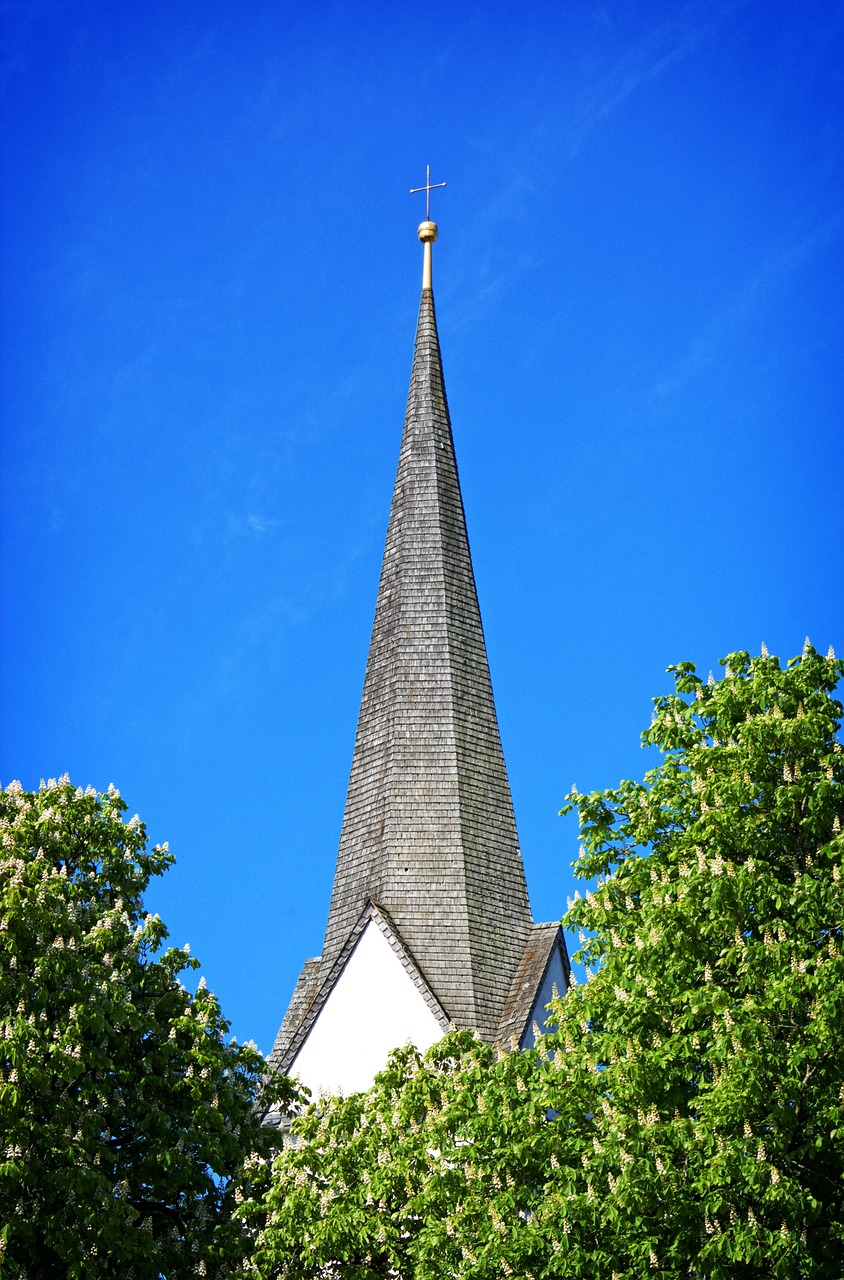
[0,779,296,1279]
[246,644,844,1280]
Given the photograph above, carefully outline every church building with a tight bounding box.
[269,195,569,1098]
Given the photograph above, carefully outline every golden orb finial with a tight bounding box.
[410,167,446,292]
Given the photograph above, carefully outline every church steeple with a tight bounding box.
[270,207,568,1092]
[319,218,534,1042]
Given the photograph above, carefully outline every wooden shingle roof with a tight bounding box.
[271,254,568,1076]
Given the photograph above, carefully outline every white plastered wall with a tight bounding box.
[289,920,444,1097]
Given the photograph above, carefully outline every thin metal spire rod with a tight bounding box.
[410,165,447,221]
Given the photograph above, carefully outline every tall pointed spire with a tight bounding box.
[270,208,568,1087]
[318,219,533,1040]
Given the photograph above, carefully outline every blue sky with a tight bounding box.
[2,0,842,1053]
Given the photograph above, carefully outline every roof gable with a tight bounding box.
[497,923,570,1050]
[285,905,447,1096]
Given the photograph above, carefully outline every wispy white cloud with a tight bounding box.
[246,514,282,535]
[451,0,752,317]
[567,0,750,155]
[652,211,844,398]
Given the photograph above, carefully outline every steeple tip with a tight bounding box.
[410,166,446,292]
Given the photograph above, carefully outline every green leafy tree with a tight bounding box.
[248,643,844,1280]
[0,777,296,1279]
[552,641,844,1277]
[243,1030,555,1280]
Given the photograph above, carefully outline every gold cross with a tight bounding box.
[410,165,447,221]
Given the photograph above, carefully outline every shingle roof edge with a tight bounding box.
[267,956,323,1072]
[496,921,569,1049]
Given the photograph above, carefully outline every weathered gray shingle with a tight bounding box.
[271,271,569,1074]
